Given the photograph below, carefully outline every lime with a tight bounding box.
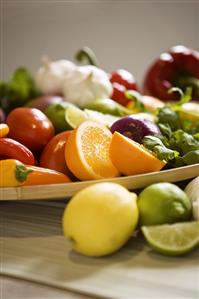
[65,105,88,129]
[142,221,199,256]
[84,109,119,127]
[137,183,192,226]
[44,102,73,132]
[85,98,131,116]
[65,105,119,129]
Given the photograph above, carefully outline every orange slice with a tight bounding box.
[65,120,119,180]
[109,131,166,176]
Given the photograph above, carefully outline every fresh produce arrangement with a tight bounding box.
[1,46,199,257]
[1,45,199,187]
[63,181,199,257]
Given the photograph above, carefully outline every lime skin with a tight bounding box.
[138,183,192,226]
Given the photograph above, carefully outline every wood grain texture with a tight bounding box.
[1,163,199,201]
[1,276,94,299]
[1,202,199,299]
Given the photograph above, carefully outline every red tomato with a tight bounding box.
[6,107,55,152]
[40,131,74,177]
[110,69,139,106]
[110,69,138,90]
[111,82,130,106]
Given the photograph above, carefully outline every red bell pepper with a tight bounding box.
[0,137,35,165]
[143,45,199,101]
[110,69,139,106]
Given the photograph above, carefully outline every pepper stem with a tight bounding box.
[176,76,199,97]
[15,164,33,183]
[75,47,99,66]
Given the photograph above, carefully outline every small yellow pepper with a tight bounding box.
[0,159,32,187]
[0,124,9,138]
[0,159,71,188]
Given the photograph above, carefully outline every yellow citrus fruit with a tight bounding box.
[109,131,166,176]
[65,120,119,180]
[63,182,138,257]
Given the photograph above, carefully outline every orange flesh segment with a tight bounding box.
[110,131,166,176]
[81,126,114,177]
[65,121,119,180]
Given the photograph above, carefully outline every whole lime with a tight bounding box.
[44,102,72,133]
[137,183,192,226]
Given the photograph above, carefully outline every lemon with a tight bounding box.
[138,183,192,226]
[63,182,138,257]
[142,221,199,256]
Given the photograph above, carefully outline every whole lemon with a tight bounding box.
[63,182,138,257]
[138,182,192,226]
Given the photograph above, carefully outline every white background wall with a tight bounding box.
[1,0,199,87]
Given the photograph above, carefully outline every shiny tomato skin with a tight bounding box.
[40,131,73,177]
[6,107,55,152]
[111,82,130,106]
[110,69,138,90]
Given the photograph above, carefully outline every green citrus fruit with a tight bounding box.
[138,183,192,226]
[65,105,88,129]
[142,221,199,256]
[44,102,73,132]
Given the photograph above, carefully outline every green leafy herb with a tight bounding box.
[169,130,199,156]
[143,136,179,162]
[157,106,181,131]
[144,91,199,167]
[125,90,146,112]
[0,67,39,112]
[169,86,192,108]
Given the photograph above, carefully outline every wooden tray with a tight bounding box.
[1,163,199,201]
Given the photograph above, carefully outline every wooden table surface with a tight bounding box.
[1,276,95,299]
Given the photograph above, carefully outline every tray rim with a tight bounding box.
[1,163,199,201]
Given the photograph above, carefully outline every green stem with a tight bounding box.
[15,164,33,182]
[75,47,99,67]
[176,76,199,97]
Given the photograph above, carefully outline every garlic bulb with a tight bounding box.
[63,65,113,107]
[35,57,76,95]
[184,176,199,220]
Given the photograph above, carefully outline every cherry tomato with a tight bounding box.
[40,131,74,177]
[110,69,139,106]
[111,82,130,106]
[6,107,55,152]
[110,69,138,90]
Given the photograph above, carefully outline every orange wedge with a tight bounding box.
[65,121,119,180]
[109,131,166,176]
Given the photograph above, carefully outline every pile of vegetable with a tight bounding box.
[0,45,199,187]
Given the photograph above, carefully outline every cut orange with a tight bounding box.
[109,131,166,176]
[65,120,119,180]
